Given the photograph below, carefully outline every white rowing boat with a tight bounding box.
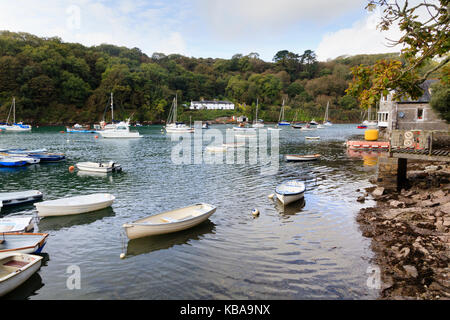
[0,233,48,254]
[305,136,320,140]
[76,161,122,173]
[285,154,321,162]
[275,180,306,205]
[0,252,42,297]
[0,191,43,207]
[123,203,216,239]
[0,216,34,233]
[35,193,115,217]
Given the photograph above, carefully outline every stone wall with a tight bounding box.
[376,156,407,190]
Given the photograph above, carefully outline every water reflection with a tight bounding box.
[346,149,388,167]
[36,207,115,232]
[125,220,216,257]
[273,198,306,215]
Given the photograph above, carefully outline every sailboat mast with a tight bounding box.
[111,92,114,122]
[174,94,177,123]
[13,97,15,124]
[255,98,258,123]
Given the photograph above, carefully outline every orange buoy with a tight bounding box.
[69,166,75,172]
[95,135,99,139]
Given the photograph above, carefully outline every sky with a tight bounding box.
[0,0,408,61]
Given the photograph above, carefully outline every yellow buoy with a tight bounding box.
[120,253,125,259]
[365,129,379,141]
[268,194,275,199]
[252,208,260,217]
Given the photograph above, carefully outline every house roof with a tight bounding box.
[398,79,438,103]
[191,100,234,104]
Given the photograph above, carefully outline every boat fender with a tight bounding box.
[252,208,260,217]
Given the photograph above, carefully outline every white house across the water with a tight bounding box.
[190,100,235,110]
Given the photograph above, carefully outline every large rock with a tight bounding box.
[372,187,385,197]
[403,265,418,278]
[439,202,450,215]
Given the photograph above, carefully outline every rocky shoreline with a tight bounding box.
[357,162,450,300]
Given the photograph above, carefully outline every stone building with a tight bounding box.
[377,79,449,138]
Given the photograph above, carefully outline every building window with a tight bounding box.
[417,108,424,120]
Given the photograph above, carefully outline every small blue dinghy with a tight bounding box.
[0,157,28,167]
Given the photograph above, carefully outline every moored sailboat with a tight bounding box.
[0,98,32,132]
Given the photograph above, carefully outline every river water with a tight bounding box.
[0,124,382,300]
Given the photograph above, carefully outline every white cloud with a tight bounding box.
[0,0,187,56]
[315,10,404,61]
[195,0,363,39]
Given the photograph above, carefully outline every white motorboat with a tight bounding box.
[76,161,122,173]
[0,216,34,233]
[0,191,43,207]
[98,121,142,139]
[123,203,216,239]
[0,233,48,254]
[268,127,281,131]
[285,154,321,162]
[0,252,43,297]
[275,180,306,205]
[35,193,115,217]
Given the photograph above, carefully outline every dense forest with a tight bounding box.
[0,31,403,125]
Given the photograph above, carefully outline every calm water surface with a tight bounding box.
[0,124,382,300]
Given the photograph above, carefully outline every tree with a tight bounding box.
[430,81,450,122]
[347,0,449,109]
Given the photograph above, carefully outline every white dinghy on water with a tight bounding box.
[35,193,115,217]
[123,203,216,239]
[0,252,42,297]
[285,154,321,162]
[0,216,34,233]
[275,180,306,205]
[76,161,122,173]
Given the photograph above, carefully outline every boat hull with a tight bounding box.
[123,204,216,239]
[0,190,43,207]
[35,193,115,217]
[76,162,121,173]
[285,154,320,162]
[0,253,42,297]
[276,192,304,205]
[99,132,143,138]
